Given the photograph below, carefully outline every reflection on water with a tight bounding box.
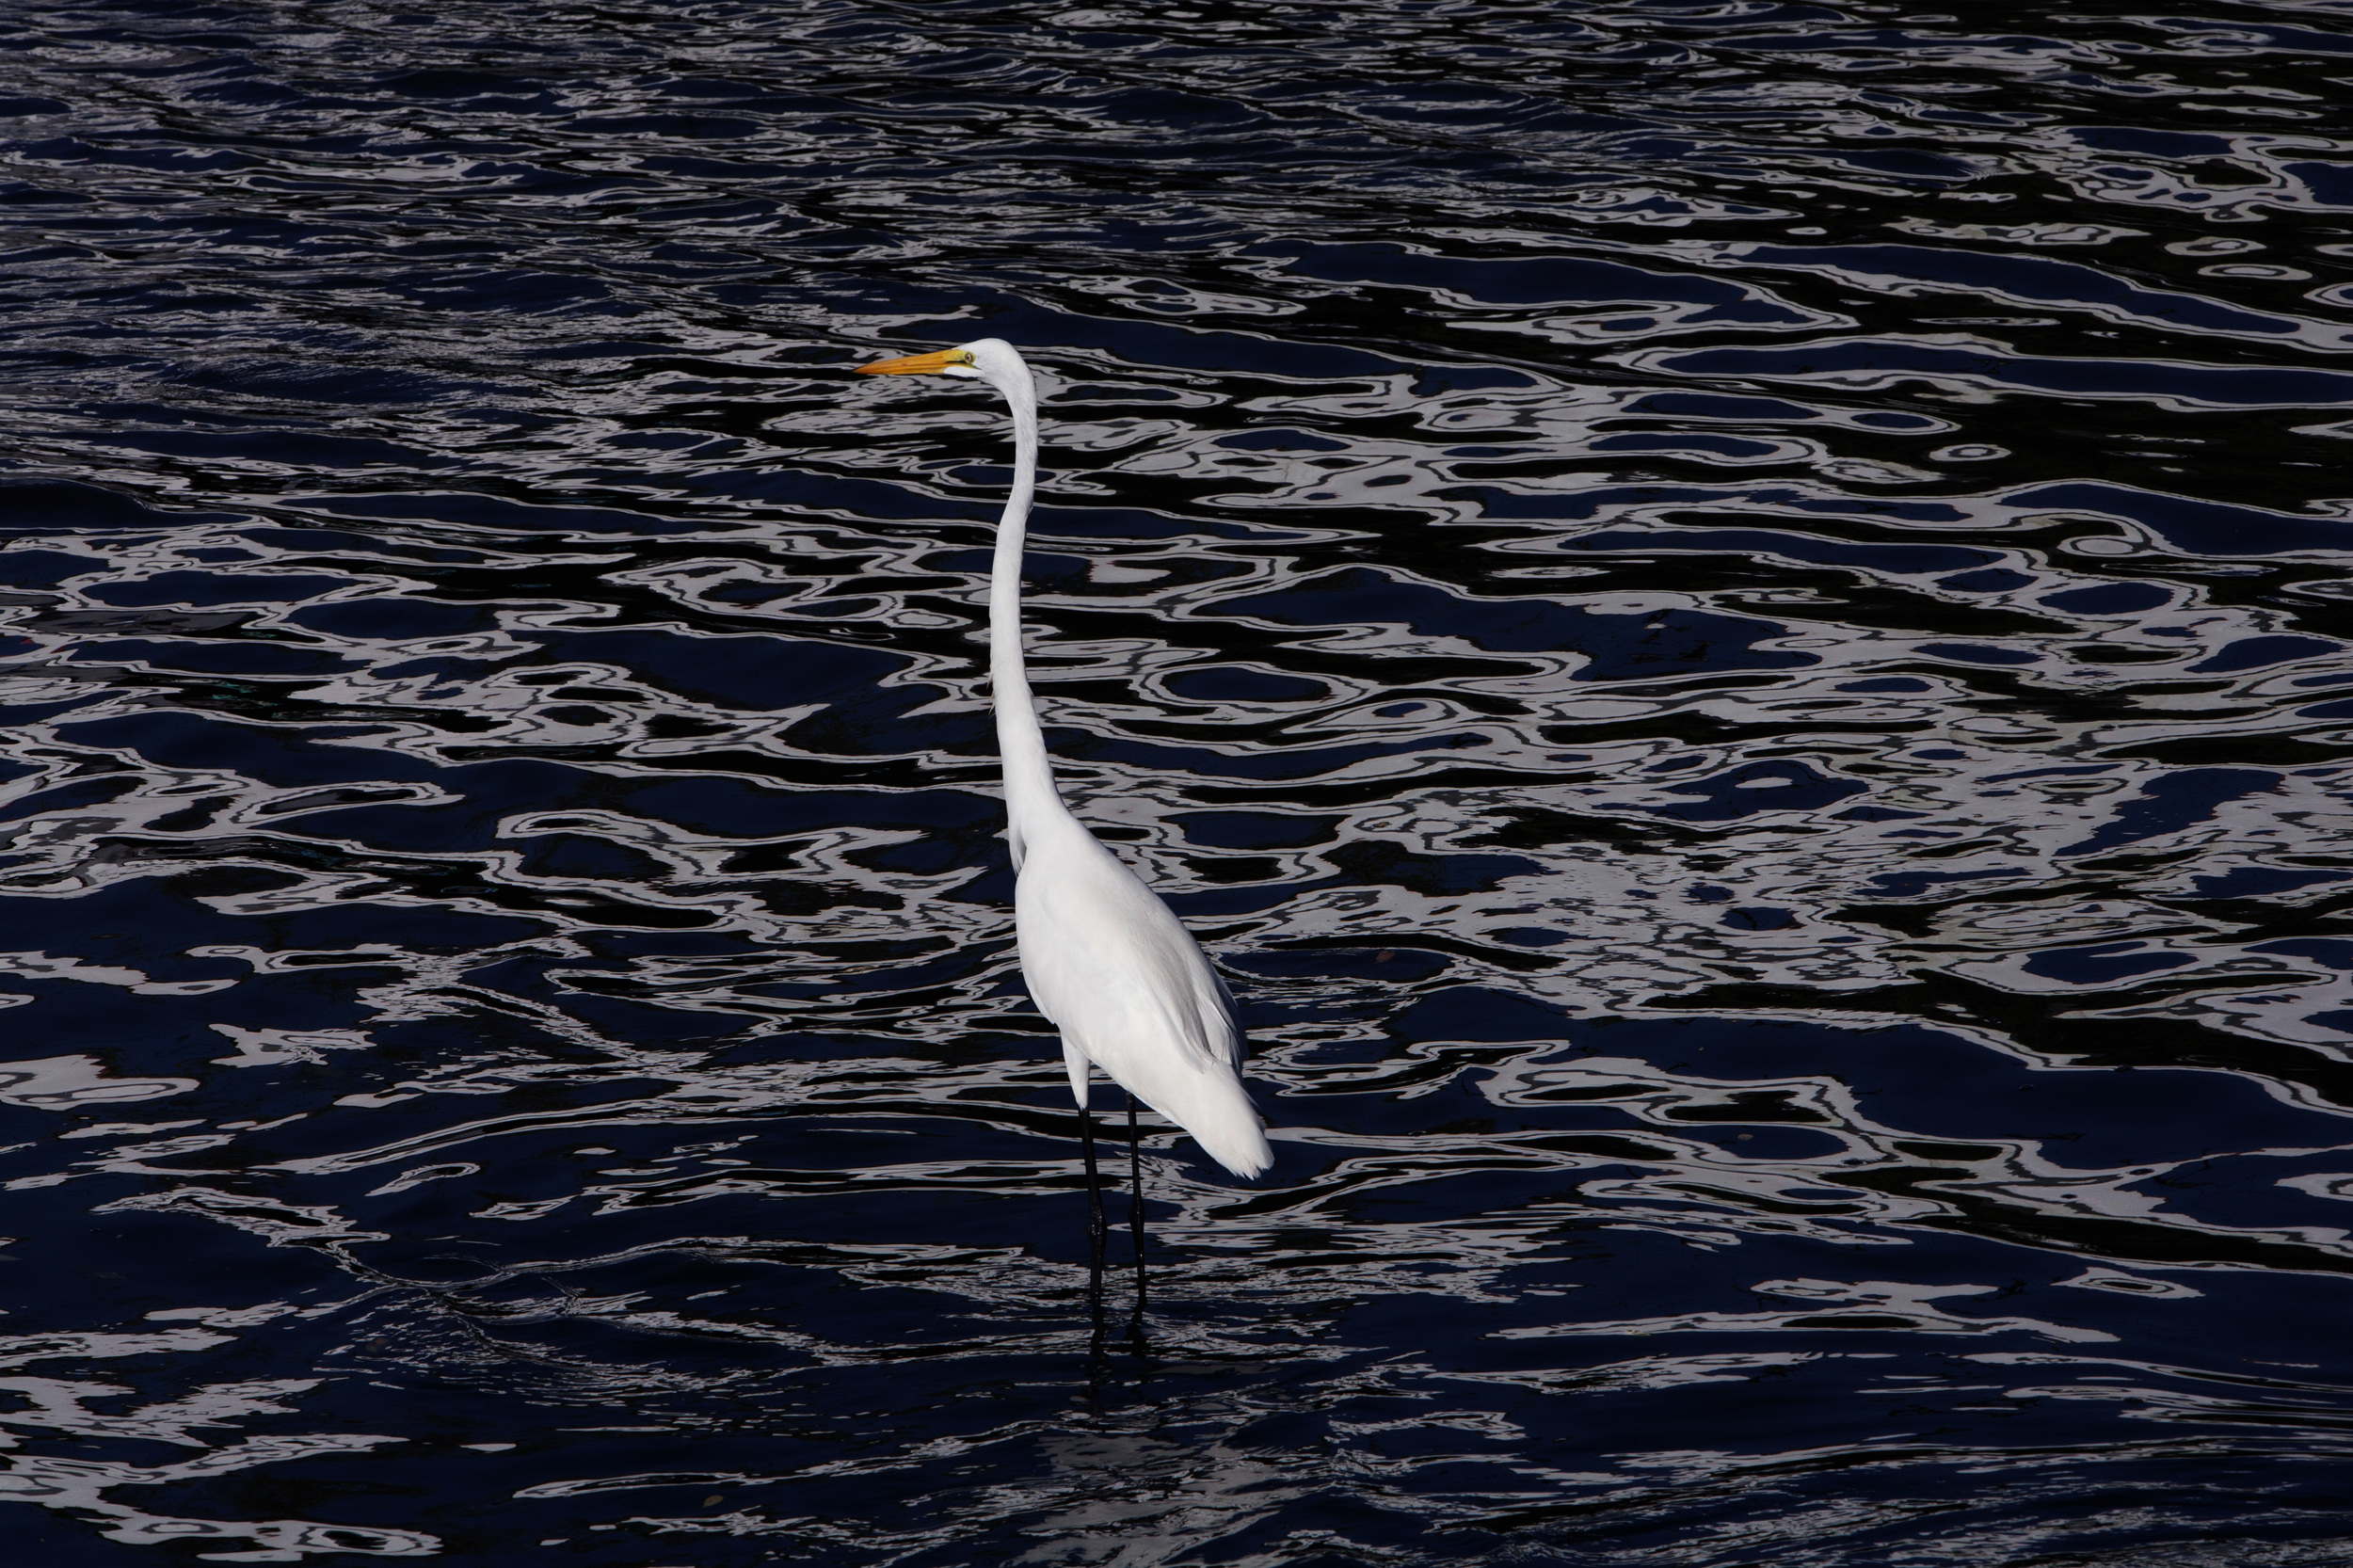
[5,0,2353,1560]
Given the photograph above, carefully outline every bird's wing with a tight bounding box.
[1203,965,1244,1069]
[1016,841,1234,1073]
[1016,833,1269,1177]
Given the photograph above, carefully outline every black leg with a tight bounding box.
[1126,1092,1148,1354]
[1079,1099,1107,1353]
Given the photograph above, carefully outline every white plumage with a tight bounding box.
[856,337,1273,1180]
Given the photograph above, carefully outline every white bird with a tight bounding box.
[855,339,1273,1221]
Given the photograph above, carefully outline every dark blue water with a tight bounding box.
[6,1,2353,1562]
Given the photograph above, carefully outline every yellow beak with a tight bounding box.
[855,348,970,376]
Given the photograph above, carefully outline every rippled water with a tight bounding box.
[8,1,2353,1562]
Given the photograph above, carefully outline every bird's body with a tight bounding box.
[1015,812,1267,1176]
[856,338,1273,1183]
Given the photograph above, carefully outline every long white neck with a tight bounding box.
[983,359,1070,866]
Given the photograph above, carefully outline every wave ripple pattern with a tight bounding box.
[4,1,2353,1563]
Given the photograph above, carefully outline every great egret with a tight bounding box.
[856,339,1273,1297]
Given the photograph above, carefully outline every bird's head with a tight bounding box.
[854,337,1025,386]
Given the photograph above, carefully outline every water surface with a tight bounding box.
[6,1,2353,1562]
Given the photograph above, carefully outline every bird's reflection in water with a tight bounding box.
[1014,1412,1303,1567]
